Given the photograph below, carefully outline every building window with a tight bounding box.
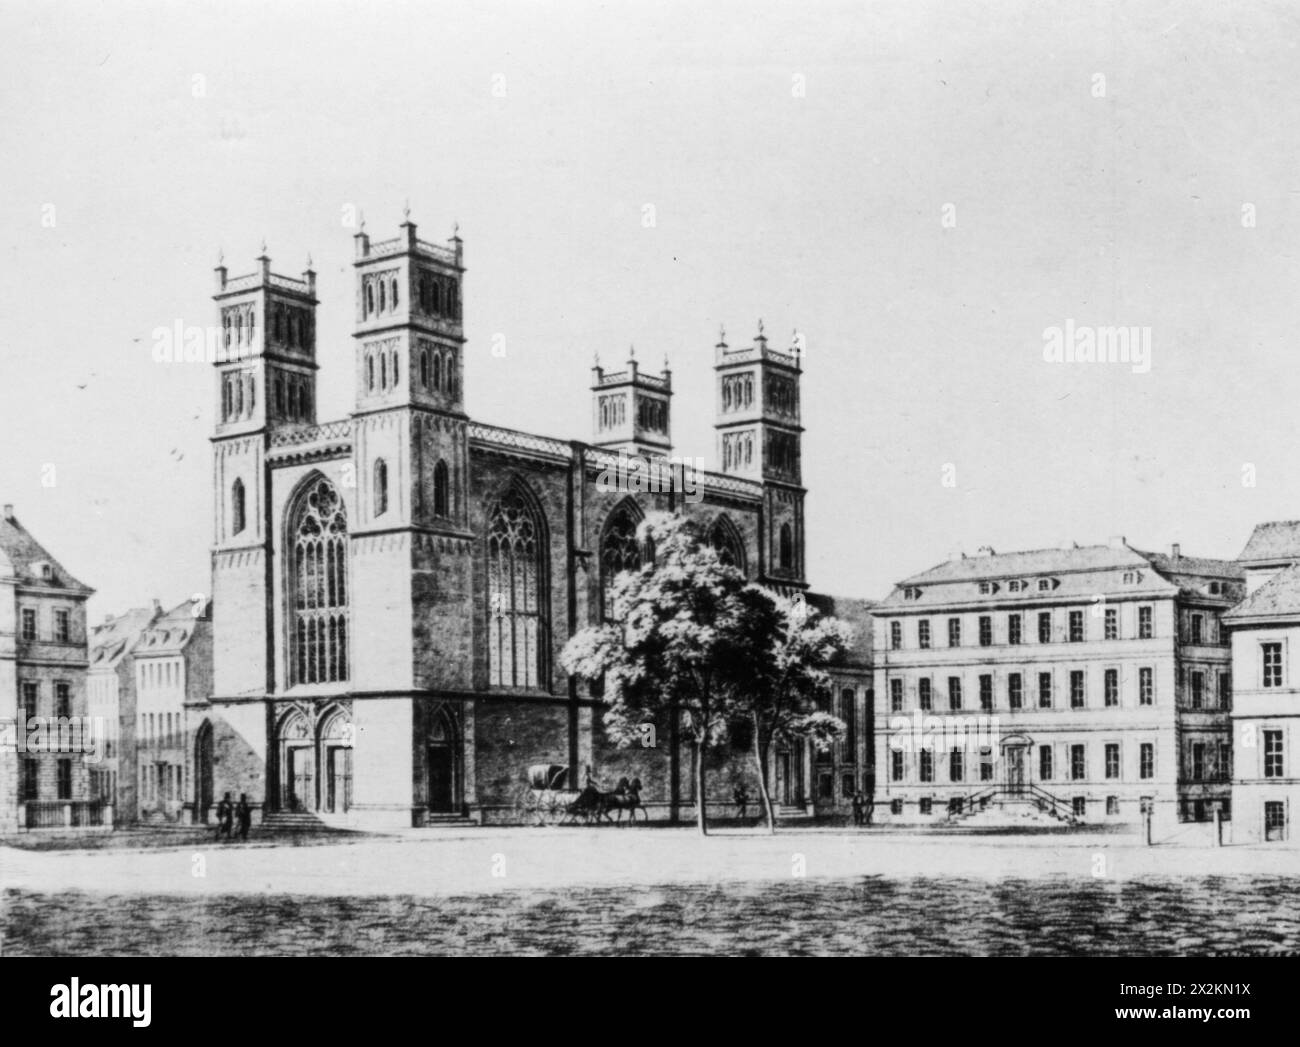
[1265,801,1287,842]
[948,677,962,711]
[1038,611,1051,644]
[1190,613,1204,645]
[373,459,388,517]
[21,681,38,723]
[1190,671,1204,709]
[1039,745,1052,780]
[890,798,903,816]
[1104,607,1117,640]
[1138,605,1153,639]
[21,608,36,641]
[1191,741,1206,781]
[1104,668,1119,707]
[778,524,793,571]
[1008,673,1023,710]
[1008,613,1022,645]
[1264,730,1284,778]
[917,620,930,649]
[948,618,961,647]
[1139,742,1154,780]
[1071,744,1086,780]
[891,750,904,782]
[890,621,902,650]
[1106,795,1120,816]
[289,476,350,686]
[433,460,450,518]
[54,609,70,643]
[1070,670,1085,709]
[600,503,644,621]
[919,750,933,783]
[979,616,992,647]
[919,797,932,816]
[487,486,548,689]
[231,478,246,536]
[949,748,964,782]
[1038,672,1052,708]
[890,678,903,713]
[1218,741,1232,782]
[979,674,993,712]
[1072,796,1087,817]
[1262,643,1283,688]
[840,688,856,762]
[1038,578,1051,592]
[55,682,70,719]
[21,758,39,800]
[1139,667,1153,706]
[980,747,995,781]
[57,758,72,800]
[1069,610,1084,642]
[1105,743,1120,779]
[1219,671,1231,710]
[919,678,932,711]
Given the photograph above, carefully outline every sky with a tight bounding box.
[3,0,1300,619]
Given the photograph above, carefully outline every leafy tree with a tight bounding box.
[561,512,753,835]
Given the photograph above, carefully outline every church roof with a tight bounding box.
[0,510,93,593]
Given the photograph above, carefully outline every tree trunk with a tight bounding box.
[752,715,776,834]
[694,738,708,836]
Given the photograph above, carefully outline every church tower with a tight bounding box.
[714,322,806,587]
[590,348,673,458]
[210,247,319,697]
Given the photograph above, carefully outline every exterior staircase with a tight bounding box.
[259,810,350,833]
[945,784,1078,827]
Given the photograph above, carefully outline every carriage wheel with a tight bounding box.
[515,787,542,827]
[545,792,567,826]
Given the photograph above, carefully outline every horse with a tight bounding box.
[597,777,646,824]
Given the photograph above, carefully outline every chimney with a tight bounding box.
[1171,543,1181,560]
[2,504,12,520]
[976,545,995,557]
[152,598,162,617]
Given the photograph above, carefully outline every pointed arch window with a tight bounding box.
[600,503,646,620]
[433,353,443,392]
[487,487,547,689]
[373,458,388,517]
[709,515,746,573]
[420,348,429,389]
[779,523,794,571]
[288,476,349,685]
[231,478,246,536]
[433,460,450,518]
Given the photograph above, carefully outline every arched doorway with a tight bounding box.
[278,709,314,812]
[319,709,353,814]
[195,720,214,822]
[427,705,460,814]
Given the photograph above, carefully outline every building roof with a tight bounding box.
[881,541,1242,610]
[0,510,93,593]
[1223,563,1300,622]
[1236,520,1300,565]
[133,597,210,656]
[90,606,161,667]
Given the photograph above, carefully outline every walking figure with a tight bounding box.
[236,793,252,841]
[733,784,750,823]
[851,790,863,826]
[215,792,233,842]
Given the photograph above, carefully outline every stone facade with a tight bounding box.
[194,218,870,829]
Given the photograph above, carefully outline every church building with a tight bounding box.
[194,215,872,829]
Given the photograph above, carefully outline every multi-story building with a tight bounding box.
[130,597,212,824]
[87,603,163,818]
[0,505,98,832]
[872,539,1241,830]
[197,218,869,830]
[1223,520,1300,844]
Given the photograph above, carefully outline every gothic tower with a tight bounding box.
[714,322,806,588]
[211,248,318,698]
[590,349,673,458]
[349,213,473,696]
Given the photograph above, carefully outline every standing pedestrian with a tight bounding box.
[236,793,252,841]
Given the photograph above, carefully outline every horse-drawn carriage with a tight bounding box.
[512,764,646,826]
